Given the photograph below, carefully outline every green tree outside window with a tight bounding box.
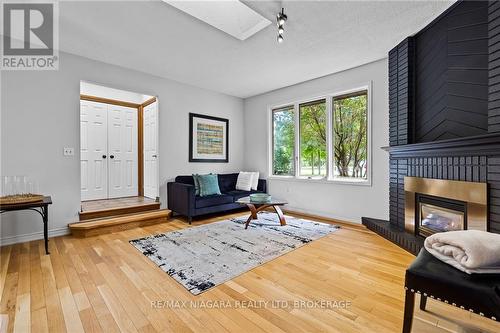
[333,92,367,179]
[299,100,327,177]
[272,107,295,175]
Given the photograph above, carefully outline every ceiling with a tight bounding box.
[59,1,453,98]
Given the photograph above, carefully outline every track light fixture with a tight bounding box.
[276,8,287,43]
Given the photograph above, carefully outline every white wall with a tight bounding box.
[243,59,389,223]
[1,51,244,245]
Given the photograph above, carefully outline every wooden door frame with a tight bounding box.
[80,94,157,197]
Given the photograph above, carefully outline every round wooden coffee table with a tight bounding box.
[236,196,288,229]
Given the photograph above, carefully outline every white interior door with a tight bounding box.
[107,105,138,198]
[80,100,108,201]
[143,101,159,199]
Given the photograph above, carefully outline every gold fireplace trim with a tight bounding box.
[404,177,487,234]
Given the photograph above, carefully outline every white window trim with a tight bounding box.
[267,82,373,186]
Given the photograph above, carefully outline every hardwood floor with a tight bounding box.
[81,197,158,212]
[1,212,499,333]
[79,197,161,222]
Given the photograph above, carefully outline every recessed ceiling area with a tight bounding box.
[81,81,154,104]
[163,0,271,41]
[58,1,453,98]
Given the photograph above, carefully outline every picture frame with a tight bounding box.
[189,113,229,163]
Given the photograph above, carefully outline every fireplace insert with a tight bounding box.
[415,194,467,238]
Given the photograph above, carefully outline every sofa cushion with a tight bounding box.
[250,171,259,190]
[192,174,200,195]
[217,173,239,193]
[195,194,233,209]
[198,174,221,197]
[225,190,264,200]
[236,172,253,191]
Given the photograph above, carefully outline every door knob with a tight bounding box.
[110,155,115,159]
[102,155,107,159]
[152,154,157,158]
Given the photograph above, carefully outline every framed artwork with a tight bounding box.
[189,113,229,163]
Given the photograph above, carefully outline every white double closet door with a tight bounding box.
[81,100,138,201]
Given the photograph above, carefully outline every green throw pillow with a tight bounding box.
[198,174,221,197]
[192,174,200,195]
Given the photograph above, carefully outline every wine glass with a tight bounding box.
[14,175,27,195]
[26,179,40,195]
[1,176,14,197]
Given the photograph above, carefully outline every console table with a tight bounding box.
[0,196,52,254]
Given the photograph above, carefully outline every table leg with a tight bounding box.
[42,205,50,255]
[245,204,258,229]
[274,205,286,226]
[249,204,258,219]
[244,204,285,229]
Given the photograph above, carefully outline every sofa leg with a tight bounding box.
[402,289,415,333]
[188,216,192,225]
[419,295,427,311]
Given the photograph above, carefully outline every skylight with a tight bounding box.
[163,0,271,41]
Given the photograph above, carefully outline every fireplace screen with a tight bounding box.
[405,177,487,235]
[417,195,466,237]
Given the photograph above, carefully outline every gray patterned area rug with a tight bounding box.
[129,212,339,295]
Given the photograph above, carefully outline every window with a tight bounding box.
[332,92,368,180]
[272,106,295,176]
[299,99,327,177]
[270,86,370,184]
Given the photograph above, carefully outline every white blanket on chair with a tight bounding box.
[424,230,500,274]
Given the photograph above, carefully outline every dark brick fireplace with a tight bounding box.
[363,134,500,254]
[362,1,500,254]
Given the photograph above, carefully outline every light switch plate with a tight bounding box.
[63,147,74,156]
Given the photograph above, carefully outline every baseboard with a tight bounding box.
[281,205,360,223]
[0,227,70,247]
[282,207,368,231]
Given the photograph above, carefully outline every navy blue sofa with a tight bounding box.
[167,173,267,223]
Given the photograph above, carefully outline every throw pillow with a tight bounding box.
[192,174,200,195]
[198,174,221,197]
[236,172,253,191]
[250,172,259,190]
